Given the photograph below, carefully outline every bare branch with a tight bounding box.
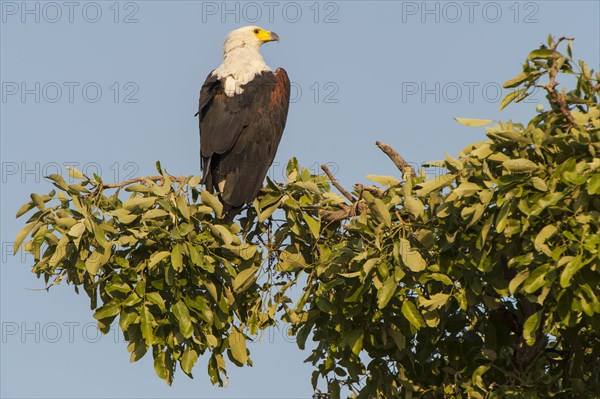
[92,175,187,189]
[320,164,355,202]
[355,184,385,198]
[320,204,353,222]
[320,201,368,222]
[540,37,576,127]
[375,141,416,176]
[551,36,574,53]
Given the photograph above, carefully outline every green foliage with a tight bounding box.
[15,170,272,385]
[15,36,600,397]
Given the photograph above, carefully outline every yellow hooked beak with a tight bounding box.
[255,29,279,43]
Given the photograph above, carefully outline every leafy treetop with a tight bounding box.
[14,36,600,398]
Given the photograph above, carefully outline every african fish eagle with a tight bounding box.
[197,26,291,220]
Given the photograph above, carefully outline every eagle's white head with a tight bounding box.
[213,26,281,96]
[222,25,280,56]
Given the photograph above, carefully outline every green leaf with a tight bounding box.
[146,292,166,312]
[93,303,120,320]
[129,340,148,363]
[153,351,170,384]
[122,196,156,211]
[66,166,85,180]
[209,225,233,245]
[495,201,512,234]
[176,195,190,219]
[502,158,539,173]
[233,266,259,293]
[416,174,455,197]
[399,238,426,272]
[188,175,202,187]
[445,153,463,171]
[259,192,283,208]
[366,175,400,187]
[367,195,391,227]
[316,297,337,315]
[560,256,583,288]
[531,177,548,192]
[454,118,493,127]
[503,71,528,88]
[588,173,600,194]
[523,311,541,346]
[377,276,397,309]
[420,293,450,310]
[125,184,151,193]
[499,88,526,111]
[387,327,406,351]
[224,243,258,261]
[296,325,311,351]
[84,247,110,275]
[509,271,530,295]
[401,301,426,330]
[523,265,549,293]
[30,193,46,211]
[229,327,248,365]
[14,222,36,255]
[302,213,321,239]
[258,201,280,222]
[347,329,364,356]
[171,244,183,272]
[429,273,453,286]
[15,201,35,218]
[113,212,138,225]
[278,250,308,272]
[181,347,198,376]
[152,178,172,196]
[149,251,171,268]
[295,180,319,193]
[93,224,108,249]
[46,174,68,190]
[172,300,193,338]
[453,182,480,197]
[201,190,223,218]
[143,209,169,220]
[140,306,155,346]
[472,365,491,390]
[67,222,86,238]
[534,225,558,256]
[404,197,424,217]
[528,48,554,59]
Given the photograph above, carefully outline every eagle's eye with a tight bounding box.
[253,29,260,34]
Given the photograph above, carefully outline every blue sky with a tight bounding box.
[1,1,598,398]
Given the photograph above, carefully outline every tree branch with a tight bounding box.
[320,204,354,222]
[375,141,415,176]
[92,175,187,189]
[320,143,412,221]
[355,184,385,198]
[540,36,576,127]
[320,164,355,202]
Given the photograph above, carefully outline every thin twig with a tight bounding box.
[320,164,355,202]
[93,175,187,189]
[375,141,416,176]
[540,36,576,127]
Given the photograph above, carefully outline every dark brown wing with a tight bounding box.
[198,72,253,159]
[198,68,291,219]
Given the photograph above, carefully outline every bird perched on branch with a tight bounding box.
[197,26,291,221]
